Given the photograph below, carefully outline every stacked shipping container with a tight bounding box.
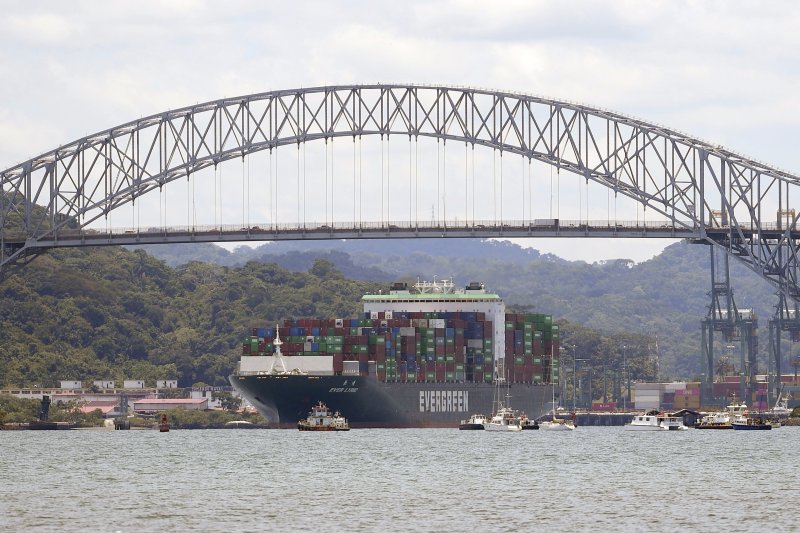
[241,311,559,385]
[503,312,560,384]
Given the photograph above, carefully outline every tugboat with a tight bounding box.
[519,413,539,430]
[459,413,488,430]
[297,402,350,431]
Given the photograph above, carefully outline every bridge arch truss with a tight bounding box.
[2,84,800,296]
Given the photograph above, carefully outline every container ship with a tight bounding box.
[230,279,559,428]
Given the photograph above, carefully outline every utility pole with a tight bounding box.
[622,344,628,412]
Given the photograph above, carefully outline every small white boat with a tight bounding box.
[539,417,576,431]
[484,406,522,432]
[626,411,688,431]
[539,383,575,431]
[770,394,791,418]
[459,413,488,430]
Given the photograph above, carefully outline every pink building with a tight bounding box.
[133,398,208,414]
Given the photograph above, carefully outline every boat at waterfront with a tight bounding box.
[625,411,688,431]
[459,413,488,430]
[230,280,553,428]
[732,418,772,430]
[539,383,575,431]
[694,410,732,429]
[519,413,539,430]
[770,393,791,418]
[297,401,350,431]
[484,406,522,431]
[539,415,576,431]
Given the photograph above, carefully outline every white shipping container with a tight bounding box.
[635,383,664,391]
[123,380,145,389]
[664,382,687,393]
[343,360,360,376]
[60,380,82,389]
[635,393,661,401]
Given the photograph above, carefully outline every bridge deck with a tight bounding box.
[1,220,702,249]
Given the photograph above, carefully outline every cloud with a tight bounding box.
[1,0,799,261]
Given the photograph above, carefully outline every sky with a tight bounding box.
[1,0,798,262]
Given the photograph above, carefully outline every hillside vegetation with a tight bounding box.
[138,237,783,379]
[1,235,785,399]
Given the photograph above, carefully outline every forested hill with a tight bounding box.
[136,238,781,379]
[0,237,780,390]
[0,248,383,388]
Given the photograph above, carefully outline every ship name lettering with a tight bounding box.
[419,390,468,413]
[329,387,359,393]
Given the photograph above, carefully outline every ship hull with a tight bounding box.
[231,374,550,428]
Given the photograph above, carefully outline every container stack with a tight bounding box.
[503,313,559,384]
[241,311,559,385]
[633,382,663,410]
[673,382,701,410]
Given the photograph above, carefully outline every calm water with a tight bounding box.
[1,427,797,532]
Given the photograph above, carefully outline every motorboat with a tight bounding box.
[297,401,350,431]
[770,394,792,418]
[484,406,522,432]
[732,416,772,430]
[459,413,488,430]
[519,413,539,430]
[694,410,732,429]
[625,411,688,431]
[539,414,576,431]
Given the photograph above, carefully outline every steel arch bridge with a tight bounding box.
[2,84,800,295]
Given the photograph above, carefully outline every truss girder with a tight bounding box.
[2,84,800,294]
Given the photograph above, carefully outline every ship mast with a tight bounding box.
[269,326,288,374]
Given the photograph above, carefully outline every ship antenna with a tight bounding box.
[270,325,288,374]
